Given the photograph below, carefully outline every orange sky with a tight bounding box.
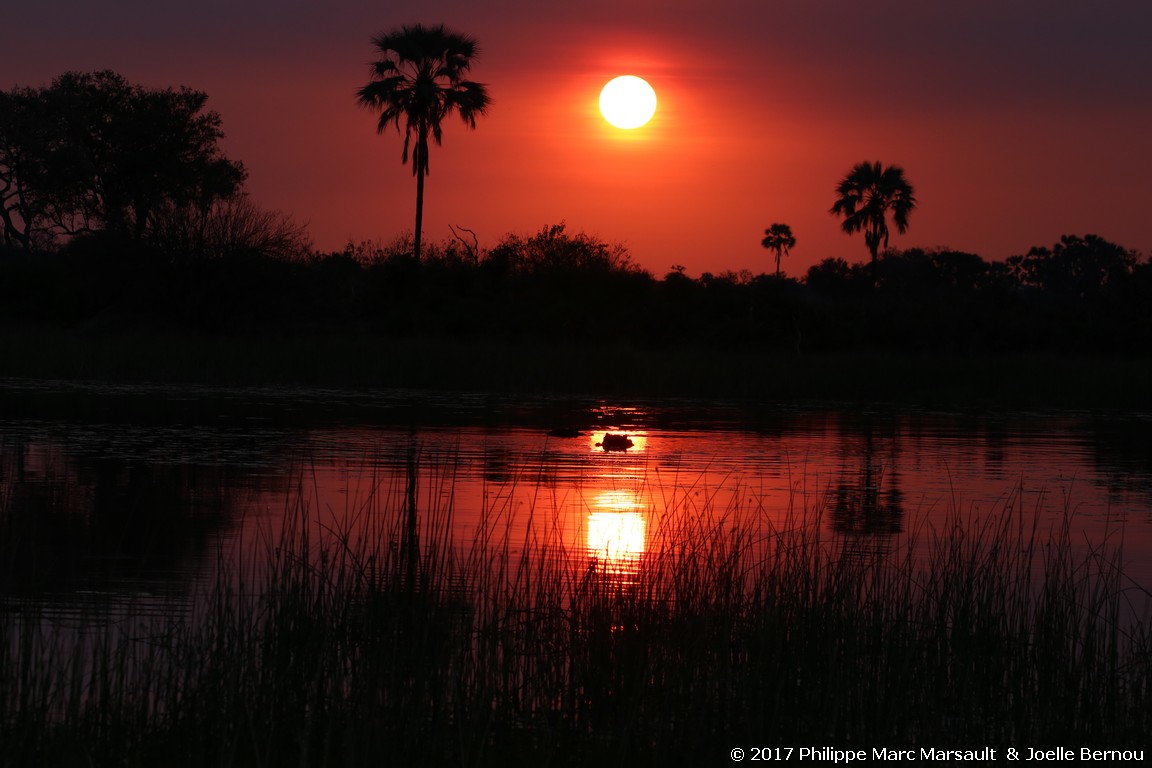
[5,1,1152,277]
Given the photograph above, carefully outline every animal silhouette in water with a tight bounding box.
[595,433,634,451]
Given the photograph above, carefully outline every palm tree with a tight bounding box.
[829,161,916,284]
[761,223,796,277]
[357,24,491,263]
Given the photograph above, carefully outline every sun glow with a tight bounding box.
[587,511,647,563]
[599,76,657,129]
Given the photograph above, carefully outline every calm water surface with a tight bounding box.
[3,377,1152,605]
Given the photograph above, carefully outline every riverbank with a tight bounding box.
[2,323,1150,409]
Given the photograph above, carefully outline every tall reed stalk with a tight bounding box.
[2,456,1150,766]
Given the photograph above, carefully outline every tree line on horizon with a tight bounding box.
[2,65,1150,355]
[2,216,1148,355]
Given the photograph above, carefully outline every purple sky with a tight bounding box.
[5,1,1151,276]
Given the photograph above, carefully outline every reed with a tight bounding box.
[2,457,1150,766]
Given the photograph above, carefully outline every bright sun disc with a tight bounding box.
[599,76,657,129]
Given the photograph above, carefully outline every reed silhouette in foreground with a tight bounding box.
[3,455,1149,766]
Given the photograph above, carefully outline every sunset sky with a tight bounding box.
[5,1,1151,277]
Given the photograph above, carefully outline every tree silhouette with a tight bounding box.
[357,24,491,263]
[1,71,244,247]
[830,161,916,284]
[1007,234,1136,300]
[761,223,796,277]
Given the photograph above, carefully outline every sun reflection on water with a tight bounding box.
[587,511,646,564]
[587,485,647,572]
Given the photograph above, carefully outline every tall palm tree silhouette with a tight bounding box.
[830,161,916,284]
[357,24,491,263]
[761,223,796,277]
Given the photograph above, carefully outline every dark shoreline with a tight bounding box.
[3,323,1151,410]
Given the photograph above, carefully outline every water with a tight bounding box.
[3,377,1152,605]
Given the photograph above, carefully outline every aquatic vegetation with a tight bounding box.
[1,459,1149,766]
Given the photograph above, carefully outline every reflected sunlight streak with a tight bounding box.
[587,511,647,564]
[592,489,642,512]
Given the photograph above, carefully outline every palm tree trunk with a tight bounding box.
[413,122,428,263]
[866,227,880,288]
[413,167,424,263]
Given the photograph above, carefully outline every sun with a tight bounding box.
[599,75,657,130]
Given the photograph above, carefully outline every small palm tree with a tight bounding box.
[830,161,916,284]
[761,223,796,277]
[357,24,491,263]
